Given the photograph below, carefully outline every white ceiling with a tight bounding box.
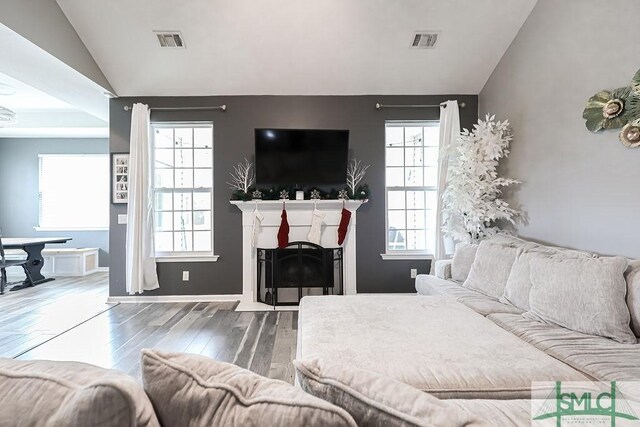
[57,0,537,96]
[0,23,109,138]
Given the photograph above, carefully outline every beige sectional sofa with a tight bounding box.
[296,234,640,425]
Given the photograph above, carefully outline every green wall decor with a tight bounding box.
[583,67,640,148]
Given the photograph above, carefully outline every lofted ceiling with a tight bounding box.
[0,70,107,138]
[56,0,537,97]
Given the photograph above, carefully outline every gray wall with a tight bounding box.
[0,138,109,266]
[0,0,113,92]
[109,95,478,296]
[479,0,640,258]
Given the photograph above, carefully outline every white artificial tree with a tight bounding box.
[442,114,523,243]
[227,158,255,193]
[346,159,370,196]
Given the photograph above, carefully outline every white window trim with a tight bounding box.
[383,120,440,258]
[35,227,109,232]
[156,255,220,263]
[151,122,218,260]
[38,154,110,230]
[380,253,433,261]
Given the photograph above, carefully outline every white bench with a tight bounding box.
[5,248,100,277]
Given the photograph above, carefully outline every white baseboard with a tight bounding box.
[96,267,109,272]
[235,301,299,312]
[106,294,242,304]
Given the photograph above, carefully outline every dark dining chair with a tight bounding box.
[0,232,34,295]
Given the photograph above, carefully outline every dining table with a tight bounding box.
[3,237,72,291]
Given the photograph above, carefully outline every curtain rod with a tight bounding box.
[123,105,227,112]
[375,101,466,110]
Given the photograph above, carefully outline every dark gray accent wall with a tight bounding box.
[480,0,640,258]
[109,95,478,296]
[0,138,109,266]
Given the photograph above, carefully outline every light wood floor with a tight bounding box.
[2,274,299,384]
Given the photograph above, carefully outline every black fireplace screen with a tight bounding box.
[256,242,343,307]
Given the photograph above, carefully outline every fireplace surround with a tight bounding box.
[231,199,365,308]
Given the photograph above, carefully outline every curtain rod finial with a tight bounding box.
[375,102,382,110]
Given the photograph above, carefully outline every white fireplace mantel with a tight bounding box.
[231,199,366,305]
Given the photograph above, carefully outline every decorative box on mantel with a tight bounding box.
[230,199,366,305]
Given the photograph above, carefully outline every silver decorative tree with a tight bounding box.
[227,158,255,193]
[346,159,370,196]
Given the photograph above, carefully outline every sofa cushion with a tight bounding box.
[451,243,478,283]
[524,256,635,344]
[415,275,522,316]
[0,358,159,427]
[298,295,588,399]
[488,313,640,390]
[448,399,531,427]
[141,349,355,427]
[434,259,452,280]
[294,358,486,427]
[464,241,521,299]
[625,260,640,337]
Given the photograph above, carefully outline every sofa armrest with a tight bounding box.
[434,259,452,280]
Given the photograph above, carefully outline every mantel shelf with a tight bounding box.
[230,199,367,212]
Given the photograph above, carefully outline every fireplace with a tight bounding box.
[257,242,343,307]
[231,199,365,307]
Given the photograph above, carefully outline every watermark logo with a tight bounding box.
[532,381,640,426]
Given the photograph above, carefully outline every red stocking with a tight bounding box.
[337,208,352,246]
[277,208,289,248]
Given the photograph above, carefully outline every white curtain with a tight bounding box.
[433,100,460,265]
[126,103,160,294]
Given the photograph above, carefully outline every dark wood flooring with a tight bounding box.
[2,274,299,384]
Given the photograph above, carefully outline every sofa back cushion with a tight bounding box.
[0,358,159,427]
[294,358,487,427]
[141,349,356,427]
[451,243,479,283]
[501,247,594,311]
[625,260,640,337]
[463,241,521,299]
[524,256,636,344]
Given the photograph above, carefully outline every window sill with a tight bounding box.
[155,255,220,263]
[35,227,109,232]
[380,253,433,261]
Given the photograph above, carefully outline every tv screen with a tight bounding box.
[255,129,349,185]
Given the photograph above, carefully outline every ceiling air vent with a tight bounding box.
[154,31,185,48]
[410,32,439,49]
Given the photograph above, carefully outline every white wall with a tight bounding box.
[480,0,640,257]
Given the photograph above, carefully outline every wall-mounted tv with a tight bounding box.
[255,129,349,186]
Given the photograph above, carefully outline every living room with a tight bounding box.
[0,0,638,426]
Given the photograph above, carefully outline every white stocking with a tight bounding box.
[251,208,264,247]
[307,208,326,245]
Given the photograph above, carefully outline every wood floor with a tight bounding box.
[2,274,299,384]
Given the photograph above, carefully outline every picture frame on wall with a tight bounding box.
[111,153,129,204]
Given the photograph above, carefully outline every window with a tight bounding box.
[38,154,109,230]
[384,121,440,257]
[151,123,214,259]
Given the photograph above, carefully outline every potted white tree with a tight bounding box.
[442,114,523,242]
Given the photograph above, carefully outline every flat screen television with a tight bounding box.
[255,129,349,185]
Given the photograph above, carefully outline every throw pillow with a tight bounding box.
[294,359,486,427]
[625,259,640,337]
[0,358,159,427]
[451,243,479,283]
[463,241,521,299]
[141,349,356,427]
[524,256,636,344]
[500,247,594,311]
